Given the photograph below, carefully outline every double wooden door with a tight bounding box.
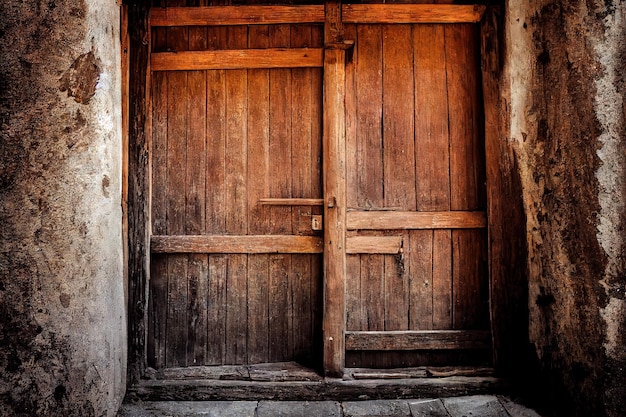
[147,4,488,373]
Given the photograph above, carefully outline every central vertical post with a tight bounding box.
[322,0,347,378]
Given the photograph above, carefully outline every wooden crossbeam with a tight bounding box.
[347,211,487,230]
[149,5,486,27]
[151,48,324,71]
[345,330,491,351]
[151,235,323,254]
[342,4,486,24]
[150,5,325,27]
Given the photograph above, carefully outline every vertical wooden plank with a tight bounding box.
[362,254,385,331]
[149,26,168,369]
[205,36,226,235]
[310,25,324,368]
[413,24,451,335]
[267,24,293,363]
[344,23,358,210]
[127,2,150,382]
[381,25,414,368]
[355,24,384,209]
[224,25,249,365]
[165,16,189,367]
[384,247,410,331]
[345,253,362,331]
[382,24,416,211]
[447,24,481,212]
[247,25,271,365]
[446,24,486,334]
[291,24,314,362]
[323,0,347,375]
[185,25,208,366]
[207,255,227,365]
[204,24,228,366]
[453,230,487,329]
[414,24,450,212]
[432,229,453,329]
[409,230,433,330]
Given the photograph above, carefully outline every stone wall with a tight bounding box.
[505,1,626,416]
[0,1,125,416]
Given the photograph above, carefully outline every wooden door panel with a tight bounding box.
[148,23,324,368]
[345,22,489,367]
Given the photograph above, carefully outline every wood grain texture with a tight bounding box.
[152,235,324,254]
[246,25,271,366]
[164,16,188,367]
[342,4,486,24]
[150,5,325,27]
[382,24,416,211]
[149,5,486,27]
[224,26,248,366]
[322,47,347,377]
[346,236,403,254]
[414,24,450,212]
[151,49,324,71]
[345,330,491,351]
[347,211,487,230]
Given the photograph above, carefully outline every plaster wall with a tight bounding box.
[0,1,125,416]
[505,1,626,416]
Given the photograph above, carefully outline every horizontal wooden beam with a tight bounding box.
[258,198,324,206]
[347,211,487,230]
[151,235,323,254]
[149,5,485,27]
[151,49,324,71]
[342,4,486,24]
[150,5,325,27]
[345,330,491,351]
[346,236,403,254]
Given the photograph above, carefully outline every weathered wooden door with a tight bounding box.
[341,21,490,368]
[148,19,325,368]
[144,3,489,375]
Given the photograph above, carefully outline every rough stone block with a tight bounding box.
[409,399,450,417]
[256,401,342,417]
[442,395,507,417]
[117,401,258,417]
[343,399,411,417]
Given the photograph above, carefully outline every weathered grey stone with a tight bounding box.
[118,401,258,417]
[498,397,543,417]
[343,400,411,417]
[0,1,124,416]
[256,401,341,417]
[409,399,450,417]
[442,395,507,417]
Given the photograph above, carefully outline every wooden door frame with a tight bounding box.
[124,2,528,392]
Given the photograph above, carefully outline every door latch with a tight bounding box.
[311,215,323,231]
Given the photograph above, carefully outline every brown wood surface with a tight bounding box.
[150,5,325,27]
[258,198,324,206]
[344,21,488,368]
[246,25,271,365]
[151,235,324,254]
[148,20,324,368]
[149,5,486,27]
[186,24,208,366]
[165,13,189,367]
[346,236,403,255]
[342,4,486,24]
[151,48,324,72]
[345,330,491,351]
[322,34,347,378]
[347,211,487,230]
